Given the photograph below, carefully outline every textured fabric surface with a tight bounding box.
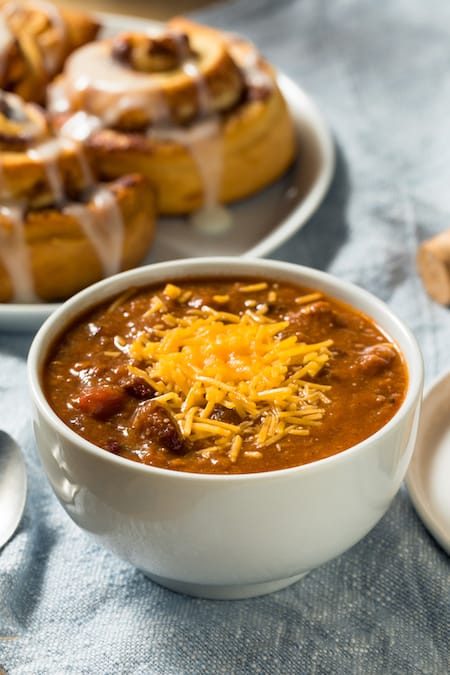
[1,0,450,673]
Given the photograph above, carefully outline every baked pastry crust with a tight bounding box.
[51,17,297,215]
[0,173,156,303]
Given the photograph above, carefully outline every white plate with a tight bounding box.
[0,15,335,332]
[406,369,450,554]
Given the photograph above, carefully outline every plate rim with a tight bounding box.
[406,368,450,554]
[0,12,335,331]
[243,72,335,259]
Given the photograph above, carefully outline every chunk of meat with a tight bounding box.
[75,386,126,420]
[352,344,398,377]
[285,301,345,340]
[131,400,187,455]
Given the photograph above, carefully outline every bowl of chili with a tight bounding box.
[28,257,423,599]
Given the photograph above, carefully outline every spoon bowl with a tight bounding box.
[0,430,27,548]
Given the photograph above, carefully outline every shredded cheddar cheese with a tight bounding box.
[163,283,182,300]
[127,285,333,462]
[295,292,323,305]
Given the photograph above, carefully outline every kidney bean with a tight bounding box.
[106,438,123,454]
[122,376,155,400]
[76,386,126,420]
[210,404,241,426]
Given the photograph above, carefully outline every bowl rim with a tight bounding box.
[27,256,424,483]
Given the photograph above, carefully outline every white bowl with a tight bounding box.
[27,258,424,599]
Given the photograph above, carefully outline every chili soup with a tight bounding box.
[43,277,408,475]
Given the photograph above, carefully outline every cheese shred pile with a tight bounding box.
[126,283,333,463]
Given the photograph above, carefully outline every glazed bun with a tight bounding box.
[51,18,296,214]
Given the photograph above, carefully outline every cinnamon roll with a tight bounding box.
[0,92,157,303]
[0,0,100,104]
[50,18,297,216]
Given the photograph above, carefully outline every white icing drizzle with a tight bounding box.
[64,187,124,279]
[0,203,39,302]
[183,60,210,117]
[58,120,99,189]
[46,78,71,114]
[102,88,171,129]
[150,119,232,234]
[26,135,95,204]
[64,135,96,190]
[27,139,66,204]
[63,41,173,127]
[189,204,233,234]
[60,111,104,142]
[182,109,232,233]
[165,35,232,233]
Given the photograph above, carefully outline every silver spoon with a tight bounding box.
[0,430,27,549]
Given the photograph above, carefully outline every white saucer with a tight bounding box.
[406,369,450,554]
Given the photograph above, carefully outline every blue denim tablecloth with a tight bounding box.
[1,0,449,673]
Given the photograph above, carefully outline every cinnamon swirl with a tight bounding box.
[50,18,296,216]
[0,0,100,104]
